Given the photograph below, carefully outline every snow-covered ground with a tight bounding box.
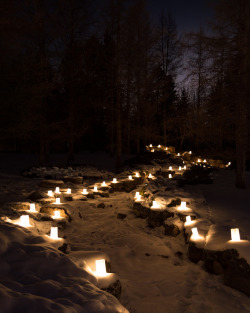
[0,152,250,313]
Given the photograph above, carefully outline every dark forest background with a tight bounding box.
[0,0,249,185]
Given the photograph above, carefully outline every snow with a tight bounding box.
[0,153,250,313]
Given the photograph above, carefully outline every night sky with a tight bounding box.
[147,0,214,32]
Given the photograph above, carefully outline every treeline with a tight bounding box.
[0,0,249,185]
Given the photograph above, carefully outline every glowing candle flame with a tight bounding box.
[53,210,61,219]
[95,259,107,277]
[177,153,180,156]
[112,178,117,183]
[135,191,140,198]
[179,166,182,170]
[135,172,139,177]
[189,151,192,154]
[66,188,71,194]
[82,188,88,195]
[184,165,187,170]
[186,216,192,223]
[50,226,59,239]
[55,198,60,204]
[148,173,153,179]
[20,215,31,227]
[191,227,200,240]
[102,181,106,186]
[149,144,152,147]
[55,187,61,194]
[151,200,159,209]
[29,203,36,212]
[169,174,172,179]
[152,149,154,152]
[158,145,161,148]
[128,175,132,180]
[48,190,53,197]
[203,159,207,163]
[231,228,240,241]
[165,147,168,150]
[197,159,201,163]
[169,166,172,170]
[93,186,98,192]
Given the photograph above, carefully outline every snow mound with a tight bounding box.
[0,220,128,313]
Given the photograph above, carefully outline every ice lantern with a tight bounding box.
[231,228,240,241]
[95,259,107,277]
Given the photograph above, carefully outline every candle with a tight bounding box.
[135,194,142,201]
[158,145,161,148]
[20,215,31,227]
[169,174,172,179]
[148,173,153,179]
[55,187,61,194]
[95,259,107,276]
[112,178,117,183]
[189,151,192,154]
[102,181,106,186]
[50,226,59,239]
[82,188,88,195]
[231,228,240,241]
[128,175,133,180]
[48,190,53,197]
[55,197,60,204]
[135,172,139,177]
[93,186,98,192]
[169,166,172,170]
[29,203,36,212]
[149,144,152,147]
[191,227,200,240]
[66,188,71,194]
[53,210,61,219]
[179,166,182,170]
[186,216,191,223]
[151,200,159,209]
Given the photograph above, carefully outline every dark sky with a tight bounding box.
[147,0,214,32]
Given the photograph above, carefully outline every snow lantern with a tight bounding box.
[112,178,117,183]
[53,210,61,219]
[177,153,180,156]
[66,188,71,194]
[93,186,98,192]
[183,165,187,170]
[179,166,182,170]
[55,187,61,194]
[48,190,53,197]
[82,188,88,195]
[191,227,200,240]
[231,228,240,241]
[149,144,152,147]
[151,200,159,209]
[95,259,107,277]
[102,181,106,186]
[148,173,153,179]
[189,151,192,154]
[55,197,61,205]
[169,174,172,179]
[20,215,31,227]
[29,203,36,212]
[169,166,173,170]
[135,172,140,177]
[128,175,133,180]
[50,227,59,239]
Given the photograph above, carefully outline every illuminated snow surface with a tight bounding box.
[0,154,250,313]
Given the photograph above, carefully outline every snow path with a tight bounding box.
[1,167,250,313]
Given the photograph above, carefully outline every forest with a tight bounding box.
[0,0,249,186]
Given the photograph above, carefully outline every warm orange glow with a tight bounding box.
[178,166,182,170]
[128,175,133,180]
[102,181,106,186]
[135,172,139,177]
[112,178,117,183]
[82,188,88,195]
[148,173,153,179]
[169,166,172,170]
[151,200,160,209]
